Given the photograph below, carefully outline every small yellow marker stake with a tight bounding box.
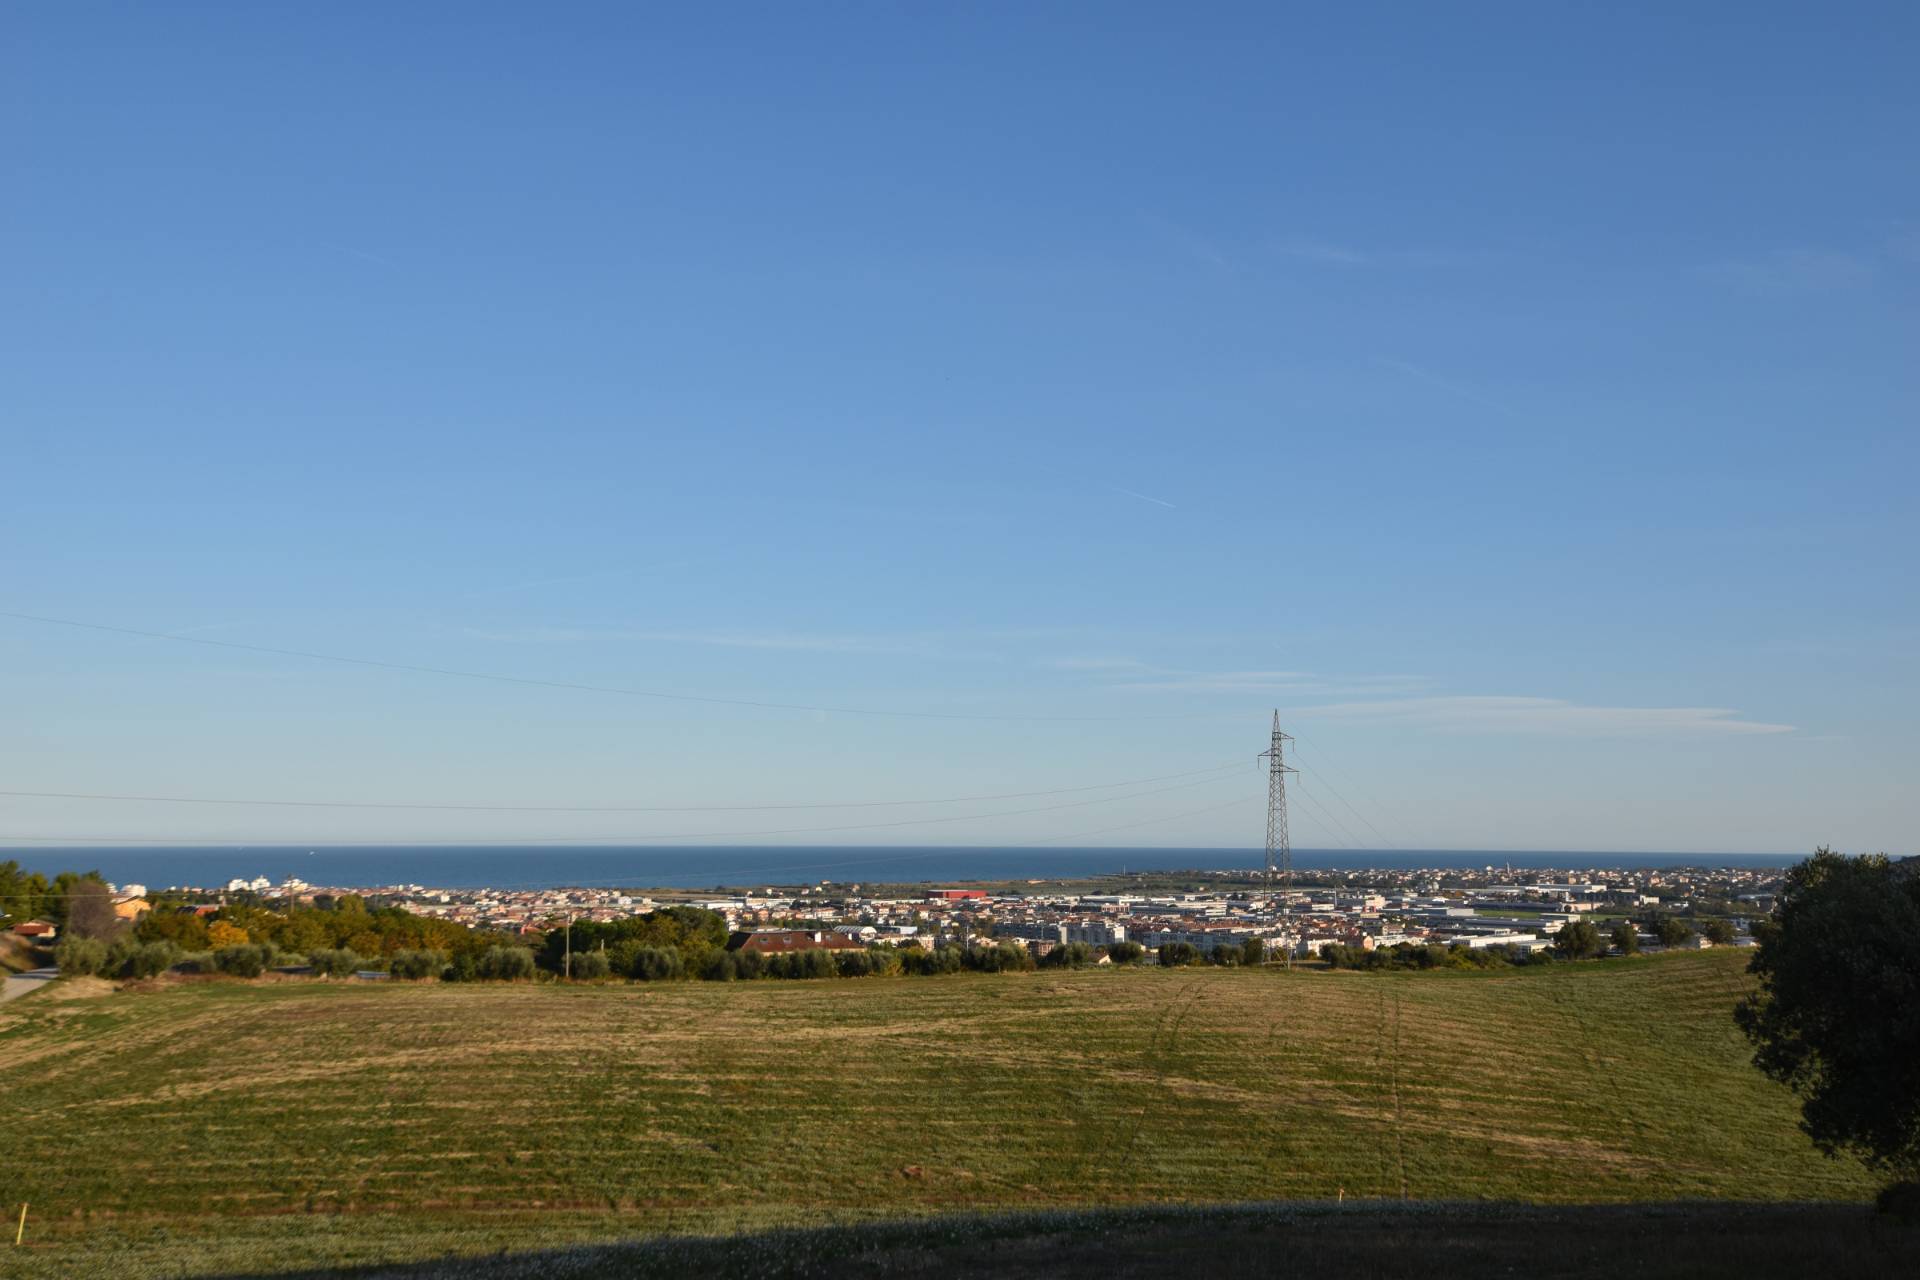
[13,1202,24,1246]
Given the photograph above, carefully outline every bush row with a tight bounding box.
[55,934,1287,986]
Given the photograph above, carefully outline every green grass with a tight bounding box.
[0,952,1878,1277]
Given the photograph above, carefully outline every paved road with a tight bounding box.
[0,967,59,1004]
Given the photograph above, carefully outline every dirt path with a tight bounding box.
[1,967,59,1004]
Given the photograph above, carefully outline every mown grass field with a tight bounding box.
[0,951,1882,1277]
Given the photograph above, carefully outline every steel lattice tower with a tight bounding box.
[1259,711,1298,960]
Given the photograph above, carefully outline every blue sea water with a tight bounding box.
[10,845,1810,892]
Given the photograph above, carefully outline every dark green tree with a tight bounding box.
[1736,849,1920,1200]
[1702,918,1737,945]
[1553,920,1605,959]
[214,944,271,978]
[308,948,362,978]
[1610,920,1640,955]
[1157,941,1201,967]
[625,946,684,981]
[475,945,536,981]
[389,948,447,980]
[1655,917,1694,948]
[1039,941,1095,969]
[0,860,52,923]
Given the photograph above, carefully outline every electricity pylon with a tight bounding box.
[1259,710,1298,966]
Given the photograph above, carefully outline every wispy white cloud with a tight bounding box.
[1144,213,1229,269]
[1051,658,1791,736]
[620,629,929,655]
[464,563,689,599]
[1048,658,1424,697]
[1121,672,1427,696]
[1371,355,1524,419]
[1272,236,1370,265]
[1886,226,1920,266]
[1267,238,1509,269]
[1042,656,1157,672]
[1294,695,1794,737]
[463,625,946,657]
[1706,248,1874,294]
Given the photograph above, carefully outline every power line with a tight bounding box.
[1288,730,1414,841]
[0,760,1247,815]
[1285,787,1355,848]
[0,770,1246,847]
[0,610,1233,724]
[1291,778,1368,849]
[1034,792,1264,845]
[1293,758,1400,849]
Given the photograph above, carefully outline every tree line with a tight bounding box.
[1318,914,1740,971]
[34,878,1271,984]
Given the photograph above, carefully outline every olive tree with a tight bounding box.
[1736,849,1920,1207]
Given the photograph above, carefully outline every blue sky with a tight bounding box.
[3,1,1915,855]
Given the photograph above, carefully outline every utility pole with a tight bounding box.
[1259,710,1298,968]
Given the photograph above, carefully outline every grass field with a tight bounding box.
[0,951,1883,1277]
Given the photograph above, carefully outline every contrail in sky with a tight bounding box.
[1110,486,1176,509]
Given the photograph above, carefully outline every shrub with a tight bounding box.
[55,935,107,977]
[569,949,611,980]
[308,948,362,979]
[175,951,218,975]
[832,947,899,978]
[1702,918,1738,945]
[765,949,837,979]
[700,950,739,981]
[901,944,964,976]
[1240,936,1267,967]
[1158,941,1201,967]
[475,945,537,981]
[214,944,272,978]
[1106,940,1146,965]
[1206,944,1244,967]
[1655,917,1694,948]
[1319,942,1360,968]
[1454,944,1512,969]
[1611,921,1640,955]
[1040,941,1096,969]
[624,946,684,982]
[963,941,1034,973]
[389,948,447,980]
[109,939,180,979]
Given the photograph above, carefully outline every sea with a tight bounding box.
[9,845,1812,892]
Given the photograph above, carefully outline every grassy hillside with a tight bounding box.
[0,951,1877,1277]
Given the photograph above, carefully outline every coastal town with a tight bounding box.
[146,862,1775,958]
